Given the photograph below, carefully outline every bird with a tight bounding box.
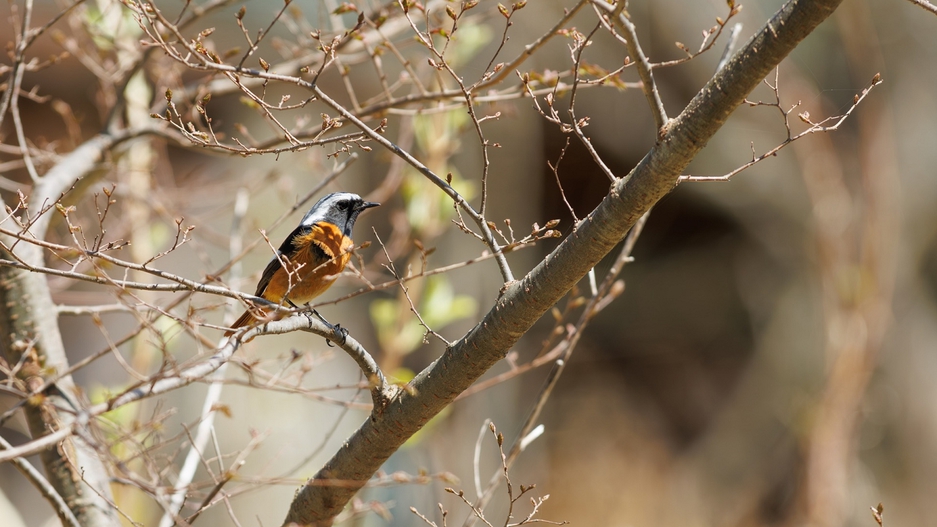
[225,192,379,339]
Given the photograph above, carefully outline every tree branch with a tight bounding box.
[282,0,846,524]
[592,0,669,130]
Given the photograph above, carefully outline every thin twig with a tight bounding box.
[567,23,617,182]
[312,85,515,283]
[716,23,743,73]
[591,0,668,130]
[465,211,650,526]
[680,72,883,182]
[158,189,252,527]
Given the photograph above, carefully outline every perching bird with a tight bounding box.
[226,192,379,338]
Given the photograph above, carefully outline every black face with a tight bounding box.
[332,198,379,236]
[348,199,380,235]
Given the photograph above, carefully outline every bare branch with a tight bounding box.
[591,0,669,130]
[567,23,617,182]
[908,0,937,15]
[311,85,515,283]
[679,72,883,182]
[716,23,743,73]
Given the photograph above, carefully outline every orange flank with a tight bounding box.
[265,223,353,304]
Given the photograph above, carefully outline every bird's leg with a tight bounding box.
[287,300,317,331]
[301,302,348,347]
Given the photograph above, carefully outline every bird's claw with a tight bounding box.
[326,324,349,347]
[305,306,349,347]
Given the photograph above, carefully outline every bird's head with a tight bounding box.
[301,192,380,236]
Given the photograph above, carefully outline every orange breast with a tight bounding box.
[263,223,353,304]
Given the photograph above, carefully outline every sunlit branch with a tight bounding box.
[679,72,883,182]
[591,0,669,130]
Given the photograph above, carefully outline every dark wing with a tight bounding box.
[254,255,282,297]
[254,224,310,296]
[253,224,331,297]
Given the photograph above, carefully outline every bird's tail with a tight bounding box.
[224,309,262,337]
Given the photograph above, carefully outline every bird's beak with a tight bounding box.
[360,201,380,211]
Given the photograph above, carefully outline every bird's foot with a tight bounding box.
[327,323,349,347]
[305,305,348,347]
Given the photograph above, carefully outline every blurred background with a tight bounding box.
[0,0,935,526]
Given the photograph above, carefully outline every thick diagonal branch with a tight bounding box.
[282,0,845,524]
